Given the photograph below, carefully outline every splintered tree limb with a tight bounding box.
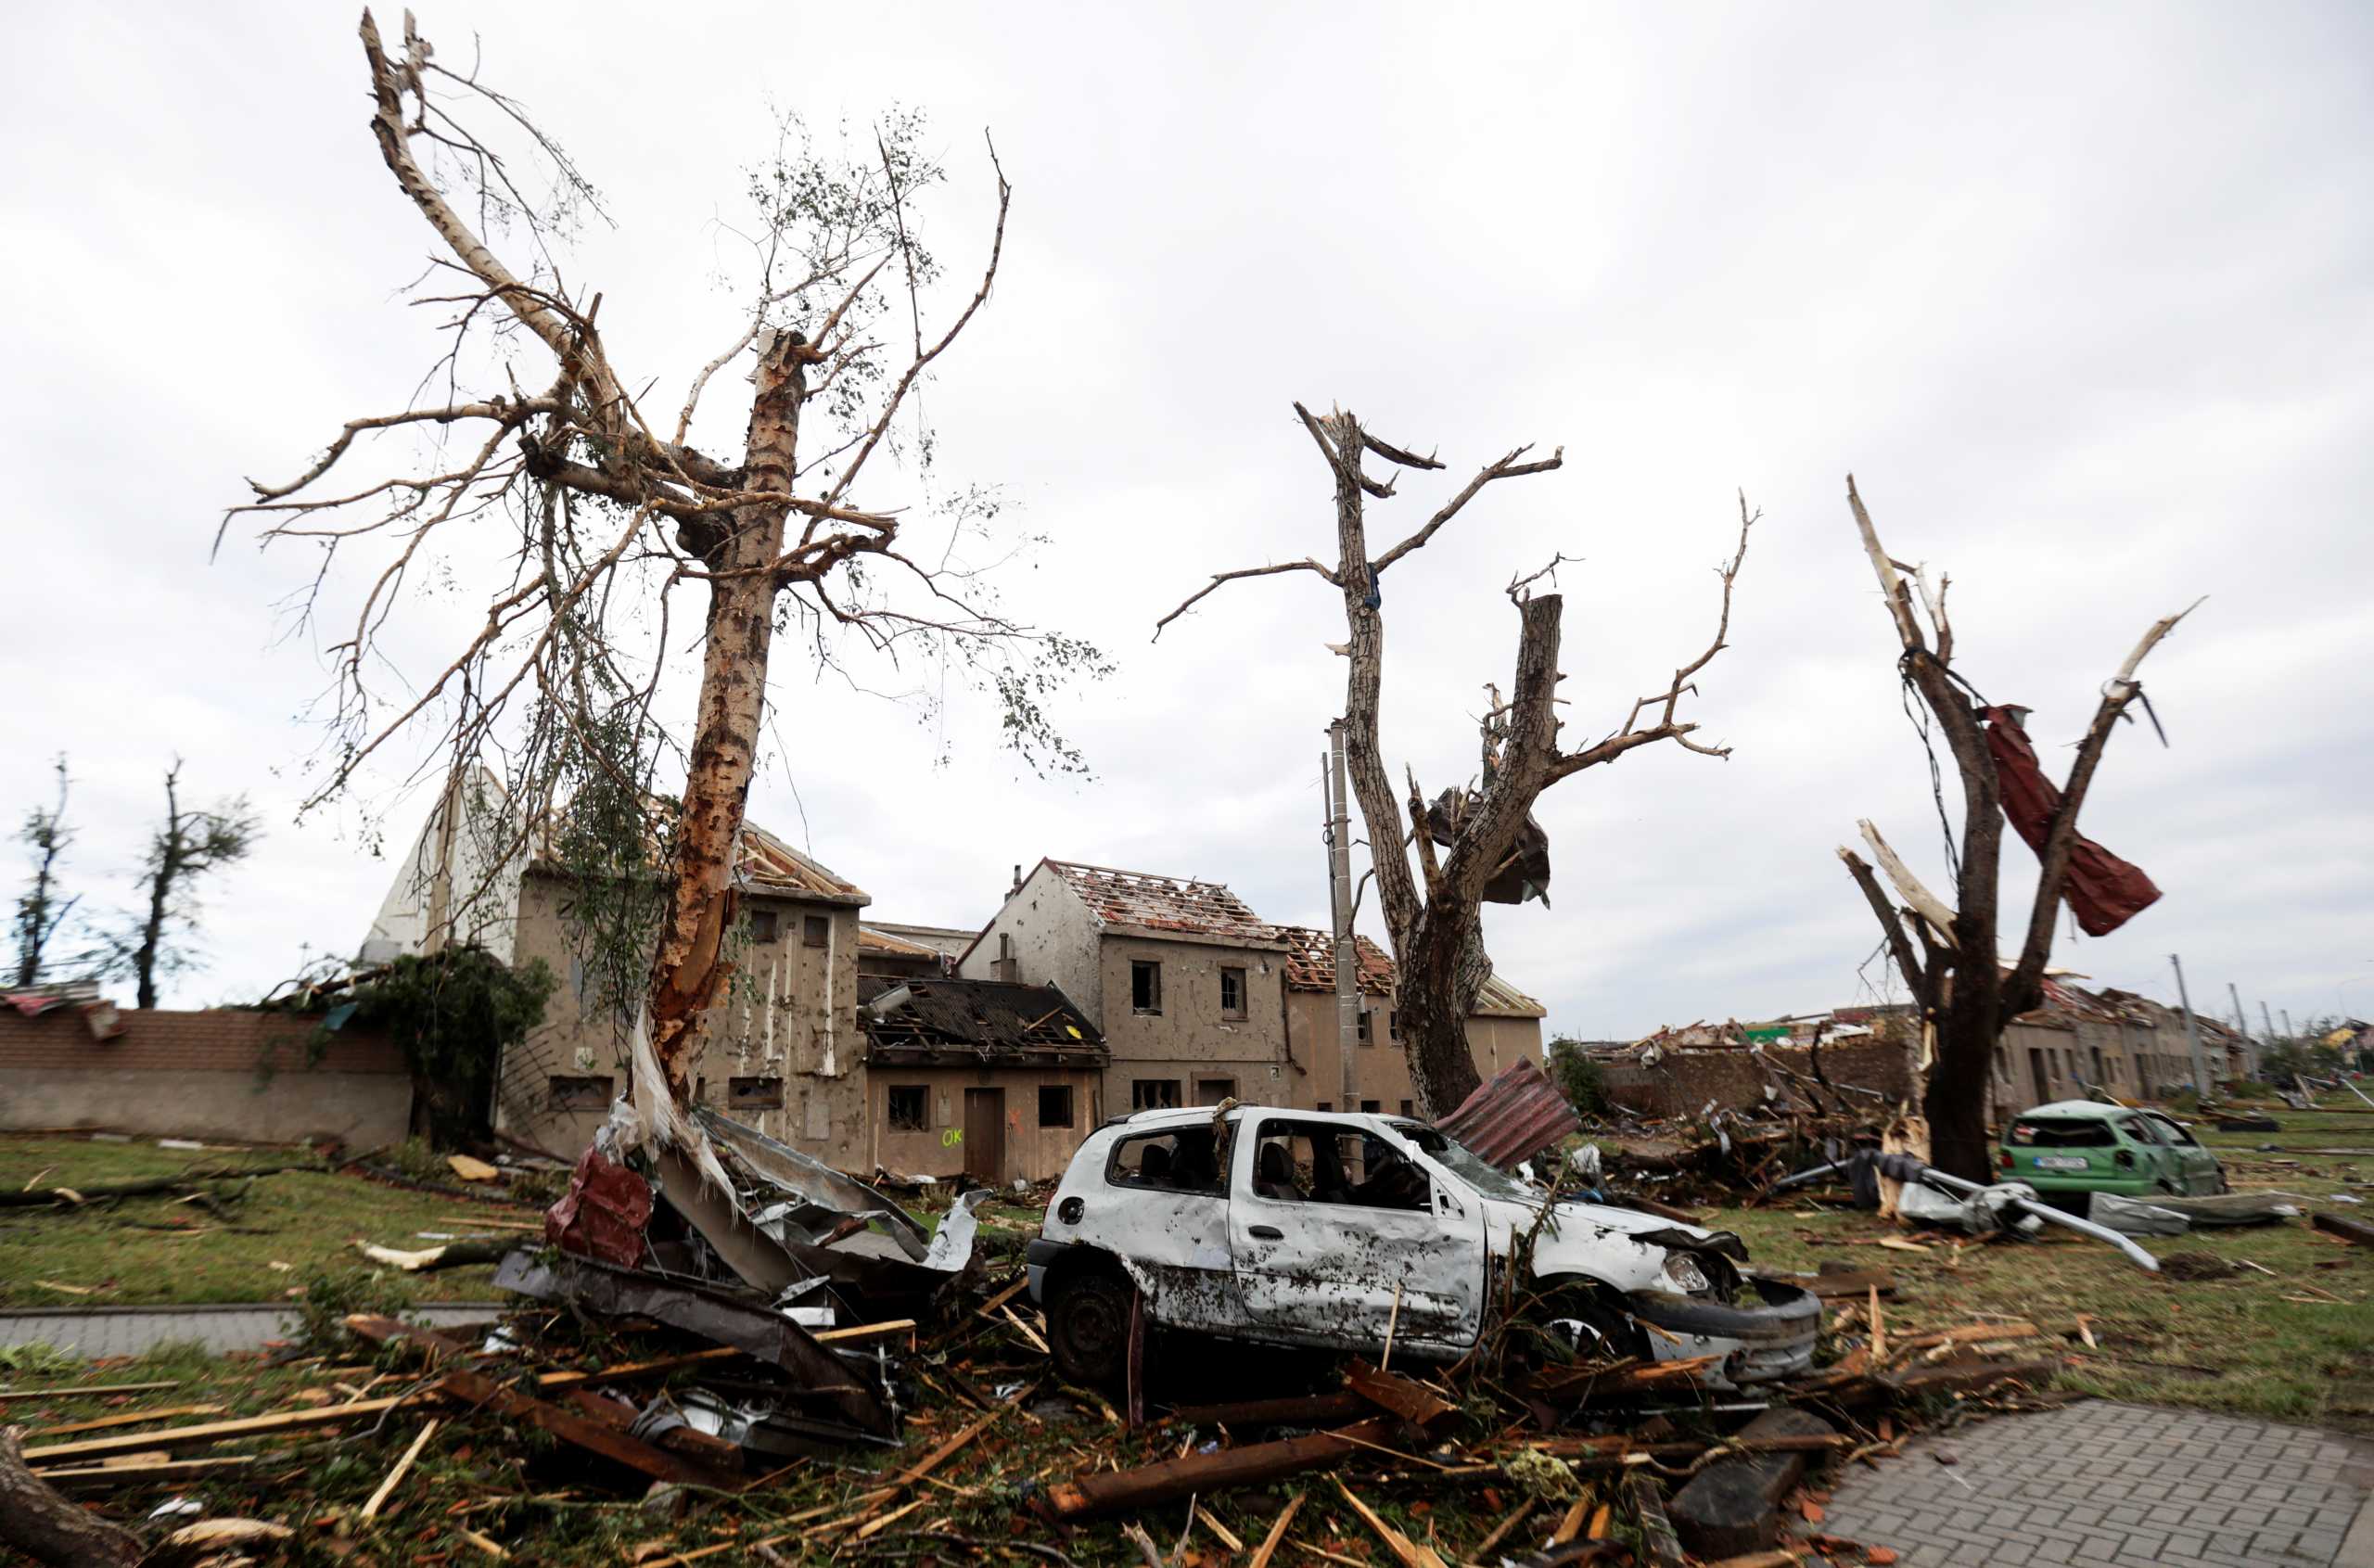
[1857,821,1957,948]
[1847,474,1926,654]
[1047,1419,1398,1520]
[1837,848,1924,995]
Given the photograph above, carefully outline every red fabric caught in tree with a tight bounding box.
[1983,706,2161,937]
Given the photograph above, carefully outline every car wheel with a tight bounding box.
[1046,1268,1134,1386]
[1527,1278,1650,1365]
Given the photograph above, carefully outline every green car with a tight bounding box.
[1998,1100,2227,1213]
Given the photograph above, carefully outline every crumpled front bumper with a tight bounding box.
[1625,1277,1820,1384]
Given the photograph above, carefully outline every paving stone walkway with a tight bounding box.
[0,1303,503,1358]
[1806,1399,2374,1567]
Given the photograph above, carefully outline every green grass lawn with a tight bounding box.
[0,1134,539,1307]
[1706,1101,2374,1432]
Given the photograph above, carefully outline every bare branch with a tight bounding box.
[1372,444,1564,574]
[1151,558,1341,641]
[1846,473,1926,654]
[1359,430,1443,471]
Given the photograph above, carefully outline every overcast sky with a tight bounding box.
[5,2,2369,1039]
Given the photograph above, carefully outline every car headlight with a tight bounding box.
[1662,1253,1711,1294]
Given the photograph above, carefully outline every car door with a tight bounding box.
[1227,1115,1484,1348]
[2117,1114,2178,1188]
[2145,1113,2221,1192]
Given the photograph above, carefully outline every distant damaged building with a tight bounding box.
[862,977,1107,1183]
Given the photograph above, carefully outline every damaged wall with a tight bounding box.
[864,1063,1104,1183]
[0,1008,412,1144]
[1094,933,1290,1110]
[1599,1040,1910,1119]
[493,872,868,1163]
[953,861,1104,1015]
[1283,994,1544,1115]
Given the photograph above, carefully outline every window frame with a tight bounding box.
[886,1084,929,1131]
[727,1076,785,1110]
[748,910,779,943]
[1219,965,1247,1020]
[1130,1077,1181,1111]
[802,913,831,950]
[1130,959,1163,1016]
[1038,1084,1076,1128]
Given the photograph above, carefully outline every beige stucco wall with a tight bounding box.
[955,862,1104,1018]
[864,1064,1105,1183]
[1095,933,1290,1108]
[494,871,868,1161]
[1993,1014,2187,1116]
[1281,990,1544,1115]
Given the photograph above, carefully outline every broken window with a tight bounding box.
[1359,1099,1381,1114]
[1317,1101,1333,1113]
[2007,1117,2114,1147]
[1244,1120,1428,1213]
[1131,1078,1181,1111]
[1387,1010,1399,1039]
[1131,960,1162,1014]
[1105,1128,1223,1194]
[548,1075,613,1110]
[729,1076,784,1110]
[1399,1099,1415,1117]
[1039,1085,1075,1128]
[887,1085,928,1130]
[1356,1010,1373,1045]
[1195,1077,1236,1106]
[748,910,779,943]
[803,914,830,949]
[1219,966,1246,1019]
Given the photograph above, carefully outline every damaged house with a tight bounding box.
[360,772,875,1165]
[862,977,1109,1183]
[955,859,1545,1121]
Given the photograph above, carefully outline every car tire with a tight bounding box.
[1046,1268,1135,1386]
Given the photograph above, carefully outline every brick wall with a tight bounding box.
[1599,1040,1909,1118]
[0,1008,412,1144]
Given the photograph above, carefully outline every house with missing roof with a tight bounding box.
[952,859,1545,1125]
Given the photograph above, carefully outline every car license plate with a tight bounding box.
[2032,1155,2088,1171]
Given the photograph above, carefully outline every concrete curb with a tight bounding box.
[0,1302,507,1319]
[2339,1490,2374,1568]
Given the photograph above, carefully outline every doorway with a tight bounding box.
[964,1088,1006,1183]
[2028,1049,2050,1106]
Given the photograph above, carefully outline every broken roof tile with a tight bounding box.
[1043,860,1279,945]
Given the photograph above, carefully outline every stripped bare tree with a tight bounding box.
[1158,403,1753,1115]
[223,14,1101,1144]
[1837,477,2199,1180]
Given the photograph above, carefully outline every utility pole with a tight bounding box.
[2170,954,2213,1100]
[2228,981,2253,1077]
[2282,1008,2294,1043]
[1326,721,1359,1114]
[2261,1000,2278,1044]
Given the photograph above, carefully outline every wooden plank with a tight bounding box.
[1170,1392,1369,1429]
[1247,1492,1305,1568]
[360,1419,439,1521]
[1342,1362,1457,1432]
[433,1369,740,1491]
[31,1456,257,1490]
[1048,1418,1398,1520]
[0,1382,178,1405]
[25,1404,225,1439]
[811,1319,916,1344]
[22,1394,417,1463]
[2312,1212,2374,1248]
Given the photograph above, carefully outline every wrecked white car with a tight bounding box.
[1027,1106,1816,1387]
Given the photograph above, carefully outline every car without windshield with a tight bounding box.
[1998,1099,2226,1212]
[1025,1104,1817,1387]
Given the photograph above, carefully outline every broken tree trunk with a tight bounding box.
[1666,1408,1835,1559]
[0,1426,142,1567]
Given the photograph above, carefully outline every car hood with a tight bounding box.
[1475,1193,1718,1293]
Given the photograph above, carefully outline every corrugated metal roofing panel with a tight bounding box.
[1434,1056,1579,1171]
